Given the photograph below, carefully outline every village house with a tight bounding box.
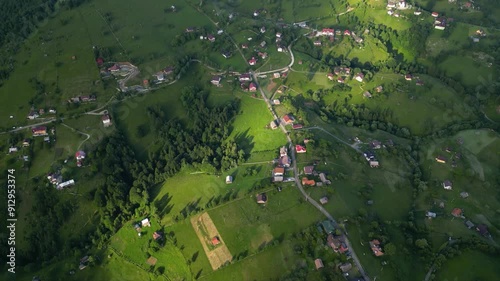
[354,73,364,82]
[435,156,447,163]
[141,218,151,227]
[370,140,382,149]
[414,10,422,15]
[319,197,328,205]
[260,41,267,48]
[276,32,282,38]
[302,177,316,186]
[292,124,303,130]
[239,73,252,82]
[273,99,280,105]
[27,111,39,120]
[8,147,18,154]
[443,180,452,190]
[370,160,379,168]
[343,30,351,36]
[435,24,446,30]
[451,208,463,217]
[460,192,469,198]
[207,34,215,42]
[369,240,384,256]
[465,220,475,229]
[432,12,439,17]
[304,166,314,175]
[57,179,75,190]
[296,145,307,153]
[273,72,280,79]
[337,77,345,83]
[277,46,284,52]
[260,26,266,33]
[211,76,222,86]
[248,57,257,66]
[387,10,395,16]
[363,91,372,98]
[282,114,294,125]
[387,1,396,8]
[313,41,322,46]
[226,175,233,184]
[426,211,437,218]
[222,51,232,59]
[249,82,257,92]
[280,155,291,167]
[241,43,248,49]
[314,259,324,270]
[476,224,490,237]
[405,74,413,81]
[280,146,288,157]
[32,126,48,136]
[327,73,334,80]
[22,139,30,147]
[102,114,112,127]
[256,193,268,204]
[273,167,285,176]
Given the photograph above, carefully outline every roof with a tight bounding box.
[451,208,462,217]
[257,193,267,203]
[319,197,328,204]
[314,259,324,269]
[304,166,314,174]
[476,224,489,235]
[274,167,285,174]
[296,145,306,153]
[153,231,162,240]
[283,114,293,123]
[75,150,86,158]
[211,236,221,245]
[443,180,452,187]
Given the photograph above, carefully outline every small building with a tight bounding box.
[443,180,452,190]
[226,175,233,184]
[337,77,345,83]
[460,192,469,198]
[314,259,324,270]
[277,46,285,52]
[465,220,475,229]
[256,193,268,204]
[56,179,75,190]
[313,41,322,46]
[249,82,257,92]
[153,231,162,240]
[327,73,334,80]
[319,173,331,184]
[343,30,351,36]
[141,218,151,227]
[260,26,266,33]
[375,85,383,93]
[304,166,314,175]
[301,177,316,186]
[426,211,437,218]
[414,10,422,15]
[276,32,282,38]
[451,208,462,217]
[280,146,288,157]
[476,224,490,237]
[273,72,280,79]
[282,114,294,125]
[292,124,303,130]
[75,151,86,160]
[319,197,328,205]
[248,57,257,66]
[296,145,307,153]
[211,76,222,85]
[222,51,232,59]
[363,91,372,98]
[207,34,215,42]
[280,155,291,168]
[270,120,278,129]
[102,114,112,127]
[211,236,221,246]
[22,139,30,147]
[8,147,18,153]
[369,160,379,168]
[339,263,352,273]
[435,156,447,163]
[370,140,382,149]
[354,73,364,82]
[405,74,412,81]
[273,99,280,105]
[369,240,384,256]
[32,126,48,136]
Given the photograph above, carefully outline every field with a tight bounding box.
[191,213,233,270]
[435,250,500,281]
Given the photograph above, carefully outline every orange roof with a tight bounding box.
[451,208,462,217]
[211,237,220,245]
[301,178,316,186]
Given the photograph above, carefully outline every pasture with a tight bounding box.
[439,55,494,87]
[435,250,500,281]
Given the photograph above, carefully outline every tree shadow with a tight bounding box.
[191,251,199,262]
[195,269,203,279]
[155,192,174,217]
[233,128,254,157]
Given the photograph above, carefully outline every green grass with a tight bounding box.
[110,220,191,280]
[435,250,500,281]
[439,55,493,87]
[208,186,323,255]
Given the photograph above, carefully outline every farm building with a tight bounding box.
[451,208,462,217]
[319,197,328,205]
[303,166,314,175]
[211,236,221,246]
[141,218,151,227]
[369,240,384,256]
[102,114,112,127]
[443,180,453,190]
[301,178,316,186]
[314,259,324,270]
[256,193,268,204]
[153,231,162,240]
[226,176,233,184]
[296,145,307,153]
[435,156,447,163]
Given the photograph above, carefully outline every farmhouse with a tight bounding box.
[239,73,252,81]
[256,193,268,204]
[451,208,462,217]
[304,166,314,175]
[460,192,469,198]
[443,180,453,190]
[369,239,384,256]
[23,139,30,147]
[476,224,490,237]
[280,146,288,157]
[302,178,316,186]
[321,220,335,234]
[354,73,364,82]
[370,160,380,168]
[282,114,294,125]
[292,124,303,130]
[339,263,352,273]
[435,156,447,163]
[225,175,233,184]
[102,114,112,127]
[327,73,334,80]
[319,197,328,205]
[211,76,222,86]
[296,145,307,153]
[32,126,48,136]
[319,173,331,184]
[314,259,324,270]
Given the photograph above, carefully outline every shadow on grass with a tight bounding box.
[155,192,174,217]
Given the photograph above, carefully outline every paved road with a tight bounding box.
[252,70,371,281]
[1,118,57,135]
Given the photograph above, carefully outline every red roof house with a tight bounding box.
[249,82,257,92]
[327,73,334,80]
[211,236,221,246]
[451,208,462,217]
[32,126,48,136]
[75,150,86,160]
[282,114,294,124]
[292,124,303,130]
[296,145,307,153]
[343,30,351,36]
[248,57,257,66]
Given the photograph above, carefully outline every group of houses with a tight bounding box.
[103,62,136,77]
[27,108,56,120]
[134,218,163,240]
[315,220,353,273]
[386,0,409,17]
[301,164,332,188]
[47,172,75,190]
[451,208,491,238]
[152,66,175,84]
[363,149,380,168]
[68,95,97,104]
[435,146,462,167]
[8,138,32,155]
[238,73,257,92]
[326,67,365,84]
[75,150,86,167]
[273,146,290,182]
[281,114,304,130]
[312,28,360,47]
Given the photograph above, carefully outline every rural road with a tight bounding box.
[252,61,371,280]
[1,118,57,135]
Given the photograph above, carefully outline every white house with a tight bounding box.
[443,180,452,190]
[226,175,233,184]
